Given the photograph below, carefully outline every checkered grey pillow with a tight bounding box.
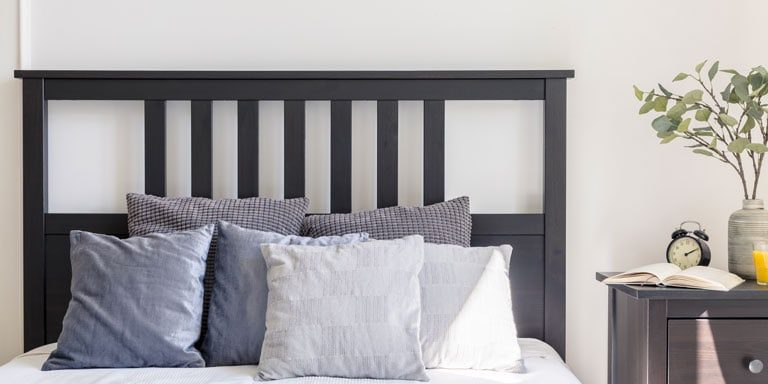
[300,197,471,247]
[126,193,309,343]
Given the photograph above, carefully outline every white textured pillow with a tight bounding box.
[420,243,524,372]
[257,235,429,381]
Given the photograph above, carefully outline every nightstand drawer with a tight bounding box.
[668,319,768,384]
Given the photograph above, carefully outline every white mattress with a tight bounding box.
[0,339,580,384]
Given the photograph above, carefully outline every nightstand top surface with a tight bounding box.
[596,272,768,300]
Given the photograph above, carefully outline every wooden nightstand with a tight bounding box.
[597,272,768,384]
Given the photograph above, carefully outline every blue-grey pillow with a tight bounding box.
[300,196,472,247]
[257,236,428,381]
[126,193,310,344]
[201,221,368,366]
[42,225,214,370]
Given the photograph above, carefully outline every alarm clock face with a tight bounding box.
[667,236,702,269]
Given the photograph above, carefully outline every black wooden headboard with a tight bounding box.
[15,70,573,358]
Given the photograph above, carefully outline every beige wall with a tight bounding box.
[0,0,22,365]
[2,2,766,384]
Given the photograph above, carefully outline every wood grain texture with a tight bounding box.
[669,319,768,384]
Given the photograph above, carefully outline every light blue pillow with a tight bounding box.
[42,225,214,370]
[201,221,369,366]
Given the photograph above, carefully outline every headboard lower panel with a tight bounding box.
[16,70,572,357]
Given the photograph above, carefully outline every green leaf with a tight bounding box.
[721,69,741,76]
[750,83,766,97]
[639,101,655,114]
[727,137,750,153]
[676,118,691,132]
[658,83,672,97]
[657,131,675,138]
[709,137,718,149]
[652,115,675,132]
[667,102,687,120]
[749,72,764,90]
[721,83,733,100]
[695,60,707,73]
[731,74,750,102]
[741,116,756,134]
[633,85,644,101]
[660,135,677,144]
[755,66,768,79]
[693,148,714,156]
[682,89,704,104]
[673,72,689,82]
[654,96,668,112]
[747,143,768,153]
[748,103,764,120]
[644,89,656,102]
[695,109,712,121]
[719,113,738,126]
[708,61,720,81]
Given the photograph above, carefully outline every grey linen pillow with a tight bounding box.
[257,236,429,381]
[300,196,472,247]
[126,193,309,343]
[201,221,369,366]
[420,243,524,372]
[42,225,214,370]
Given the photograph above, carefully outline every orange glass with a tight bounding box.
[753,241,768,285]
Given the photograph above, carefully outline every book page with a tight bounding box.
[603,263,682,285]
[663,266,744,291]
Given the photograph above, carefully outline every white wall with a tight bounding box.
[2,1,765,383]
[0,0,22,366]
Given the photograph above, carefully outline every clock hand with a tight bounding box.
[685,248,699,256]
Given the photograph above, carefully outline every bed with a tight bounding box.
[1,339,579,384]
[11,69,576,382]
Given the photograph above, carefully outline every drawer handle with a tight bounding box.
[749,359,764,374]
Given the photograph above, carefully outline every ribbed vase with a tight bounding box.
[728,199,768,279]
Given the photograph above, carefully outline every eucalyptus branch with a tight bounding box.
[635,61,768,200]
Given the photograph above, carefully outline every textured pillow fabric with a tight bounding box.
[126,193,309,342]
[420,243,524,372]
[300,196,471,246]
[257,236,429,381]
[42,226,214,370]
[202,221,369,366]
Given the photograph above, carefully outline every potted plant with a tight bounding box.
[635,61,768,278]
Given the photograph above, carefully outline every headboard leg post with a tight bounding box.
[22,78,47,351]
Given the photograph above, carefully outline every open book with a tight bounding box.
[603,263,744,291]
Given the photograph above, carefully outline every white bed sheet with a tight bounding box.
[0,339,581,384]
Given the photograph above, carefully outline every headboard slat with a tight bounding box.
[237,100,259,198]
[284,100,306,199]
[191,100,213,198]
[330,100,352,213]
[144,100,166,196]
[423,100,445,205]
[376,100,398,207]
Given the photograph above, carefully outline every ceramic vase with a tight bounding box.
[728,199,768,279]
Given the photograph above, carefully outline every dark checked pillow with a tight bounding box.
[126,193,309,343]
[300,196,472,247]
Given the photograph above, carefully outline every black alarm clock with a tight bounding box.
[666,221,711,269]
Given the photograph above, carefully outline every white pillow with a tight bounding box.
[420,243,524,372]
[257,236,429,381]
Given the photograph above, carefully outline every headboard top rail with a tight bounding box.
[14,69,574,80]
